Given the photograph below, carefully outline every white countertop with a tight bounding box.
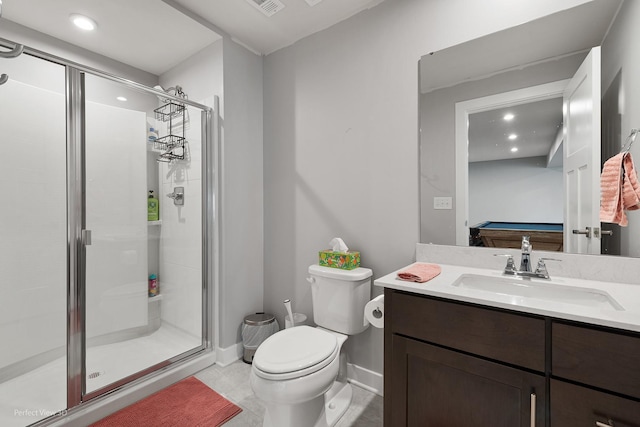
[375,262,640,333]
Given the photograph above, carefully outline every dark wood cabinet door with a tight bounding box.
[551,379,640,427]
[388,335,545,427]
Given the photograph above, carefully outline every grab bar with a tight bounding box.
[0,43,24,59]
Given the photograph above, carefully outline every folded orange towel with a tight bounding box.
[397,263,442,283]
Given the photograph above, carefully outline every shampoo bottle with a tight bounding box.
[147,127,159,143]
[148,274,158,297]
[148,190,159,221]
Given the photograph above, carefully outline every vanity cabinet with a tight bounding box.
[384,289,640,427]
[384,289,546,426]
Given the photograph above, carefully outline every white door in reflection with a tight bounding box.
[563,47,601,255]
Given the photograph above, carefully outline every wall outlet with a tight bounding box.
[433,197,453,210]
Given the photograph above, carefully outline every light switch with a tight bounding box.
[433,197,452,210]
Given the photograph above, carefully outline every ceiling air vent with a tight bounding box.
[246,0,285,17]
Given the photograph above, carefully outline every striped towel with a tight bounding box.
[622,153,640,211]
[600,153,626,226]
[600,152,640,226]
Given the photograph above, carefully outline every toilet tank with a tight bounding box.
[308,264,372,335]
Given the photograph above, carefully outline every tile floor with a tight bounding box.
[194,360,383,427]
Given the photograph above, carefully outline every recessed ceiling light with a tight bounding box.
[508,133,518,140]
[503,113,515,121]
[510,147,518,153]
[70,14,97,31]
[116,96,127,102]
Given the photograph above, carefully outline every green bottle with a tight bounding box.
[148,190,159,221]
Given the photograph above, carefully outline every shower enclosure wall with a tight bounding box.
[0,40,216,427]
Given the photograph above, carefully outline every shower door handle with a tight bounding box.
[82,229,92,246]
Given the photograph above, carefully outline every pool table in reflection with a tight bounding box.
[470,221,564,252]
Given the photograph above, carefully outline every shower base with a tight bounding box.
[0,323,200,427]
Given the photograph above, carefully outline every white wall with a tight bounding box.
[155,104,204,338]
[0,67,148,371]
[158,41,223,339]
[601,0,640,257]
[0,65,66,370]
[84,102,149,338]
[469,157,563,226]
[263,0,592,377]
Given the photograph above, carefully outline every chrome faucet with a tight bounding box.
[520,236,532,272]
[495,236,559,280]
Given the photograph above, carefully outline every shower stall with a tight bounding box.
[0,39,217,427]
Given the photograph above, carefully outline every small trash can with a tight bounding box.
[242,313,279,363]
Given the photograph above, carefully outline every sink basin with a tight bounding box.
[451,274,624,311]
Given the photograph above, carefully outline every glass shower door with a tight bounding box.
[0,54,68,426]
[83,74,204,396]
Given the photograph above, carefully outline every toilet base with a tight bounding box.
[262,394,325,427]
[324,379,352,427]
[261,379,353,427]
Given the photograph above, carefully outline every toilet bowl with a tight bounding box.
[250,264,373,427]
[250,326,349,427]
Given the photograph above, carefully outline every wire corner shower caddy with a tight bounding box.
[154,99,186,163]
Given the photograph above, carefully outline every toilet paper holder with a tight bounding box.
[364,295,385,328]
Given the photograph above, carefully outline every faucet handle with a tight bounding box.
[534,258,561,279]
[494,254,517,273]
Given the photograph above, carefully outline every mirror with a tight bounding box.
[419,0,640,257]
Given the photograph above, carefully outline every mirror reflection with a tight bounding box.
[419,0,640,257]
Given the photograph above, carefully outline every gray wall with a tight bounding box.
[220,39,264,348]
[420,53,586,244]
[263,0,592,376]
[601,0,640,257]
[469,157,563,226]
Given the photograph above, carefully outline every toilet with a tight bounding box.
[250,264,373,427]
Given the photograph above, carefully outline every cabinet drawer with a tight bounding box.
[390,291,545,371]
[552,323,640,399]
[551,379,640,427]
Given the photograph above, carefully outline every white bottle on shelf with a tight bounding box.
[147,127,159,143]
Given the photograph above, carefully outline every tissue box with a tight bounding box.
[318,250,360,270]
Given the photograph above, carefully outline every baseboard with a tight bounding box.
[347,363,383,397]
[215,342,243,367]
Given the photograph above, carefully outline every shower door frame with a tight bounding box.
[0,38,217,412]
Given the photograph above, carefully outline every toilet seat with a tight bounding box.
[253,326,339,381]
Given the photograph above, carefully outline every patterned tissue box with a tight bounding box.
[318,250,361,270]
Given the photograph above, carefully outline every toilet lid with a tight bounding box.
[253,326,338,375]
